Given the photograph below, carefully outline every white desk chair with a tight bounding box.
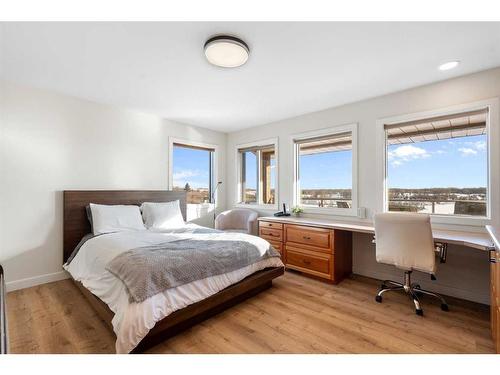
[373,212,448,316]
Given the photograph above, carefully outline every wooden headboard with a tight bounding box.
[63,190,187,263]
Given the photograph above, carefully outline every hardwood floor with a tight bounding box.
[6,271,494,354]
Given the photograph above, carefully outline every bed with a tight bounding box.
[63,190,284,353]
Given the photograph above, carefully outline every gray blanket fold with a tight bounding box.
[106,238,280,303]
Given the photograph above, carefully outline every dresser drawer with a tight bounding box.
[268,240,282,253]
[285,246,332,279]
[259,227,283,241]
[496,252,500,296]
[492,262,496,342]
[259,221,283,230]
[285,224,331,250]
[268,240,284,262]
[496,306,500,353]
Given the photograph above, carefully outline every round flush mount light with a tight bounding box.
[204,35,249,68]
[439,60,460,71]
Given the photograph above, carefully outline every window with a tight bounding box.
[241,149,257,203]
[384,108,489,217]
[294,125,356,214]
[237,142,277,206]
[171,142,215,204]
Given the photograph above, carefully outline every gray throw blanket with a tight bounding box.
[106,238,280,303]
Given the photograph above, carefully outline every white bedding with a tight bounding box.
[64,224,283,353]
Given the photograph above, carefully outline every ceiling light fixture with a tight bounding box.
[439,61,460,71]
[204,35,249,68]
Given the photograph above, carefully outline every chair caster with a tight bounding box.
[441,303,449,312]
[375,295,382,303]
[416,309,424,316]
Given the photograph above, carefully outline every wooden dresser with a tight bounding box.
[258,217,352,283]
[486,225,500,353]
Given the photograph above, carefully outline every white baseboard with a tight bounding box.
[6,270,70,292]
[353,267,490,305]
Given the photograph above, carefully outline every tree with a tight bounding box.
[184,183,191,192]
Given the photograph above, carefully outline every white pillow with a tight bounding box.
[89,203,146,235]
[141,200,185,230]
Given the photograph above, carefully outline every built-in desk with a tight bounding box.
[486,225,500,353]
[258,215,494,284]
[259,216,495,251]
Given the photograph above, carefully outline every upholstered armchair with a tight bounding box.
[215,209,258,235]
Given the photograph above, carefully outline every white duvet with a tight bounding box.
[64,224,283,353]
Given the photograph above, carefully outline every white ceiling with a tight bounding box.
[1,22,500,133]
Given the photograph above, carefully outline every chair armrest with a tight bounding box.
[214,213,226,230]
[246,214,258,235]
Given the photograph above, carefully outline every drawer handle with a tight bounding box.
[490,250,498,264]
[303,236,311,240]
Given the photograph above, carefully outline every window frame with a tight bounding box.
[168,137,219,204]
[235,137,279,210]
[376,98,499,227]
[292,123,358,217]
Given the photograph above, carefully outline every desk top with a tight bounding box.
[258,216,495,251]
[486,225,500,251]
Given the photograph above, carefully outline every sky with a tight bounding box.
[172,134,488,191]
[244,152,257,189]
[172,146,211,189]
[243,152,276,190]
[299,150,352,189]
[387,134,487,189]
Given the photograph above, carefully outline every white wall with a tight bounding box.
[0,80,227,290]
[226,67,500,304]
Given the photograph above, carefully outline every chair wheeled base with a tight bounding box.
[375,271,449,316]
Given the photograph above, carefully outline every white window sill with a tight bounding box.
[235,203,279,211]
[301,206,358,217]
[381,210,491,231]
[427,213,491,228]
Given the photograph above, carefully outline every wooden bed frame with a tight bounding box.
[63,190,284,353]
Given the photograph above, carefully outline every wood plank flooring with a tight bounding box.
[6,271,494,353]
